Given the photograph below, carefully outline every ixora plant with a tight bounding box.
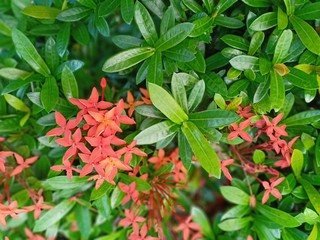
[1,0,320,239]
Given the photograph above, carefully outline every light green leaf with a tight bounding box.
[283,67,318,90]
[149,83,188,124]
[172,73,188,113]
[22,6,61,19]
[90,181,114,201]
[33,200,76,232]
[178,131,192,170]
[299,179,320,215]
[221,34,250,51]
[250,12,277,31]
[188,80,205,112]
[190,16,214,37]
[296,2,320,21]
[248,31,265,55]
[291,149,304,177]
[191,206,214,237]
[61,66,79,99]
[160,6,175,35]
[218,217,252,231]
[77,0,97,8]
[12,29,51,77]
[146,50,163,85]
[103,47,155,72]
[283,110,320,126]
[220,186,250,205]
[242,0,271,7]
[0,68,31,80]
[273,29,293,64]
[270,70,285,110]
[278,6,288,30]
[56,23,70,57]
[253,149,265,164]
[181,121,221,178]
[229,55,259,71]
[4,94,30,112]
[56,7,91,22]
[118,173,151,191]
[121,0,134,24]
[289,15,320,55]
[135,120,179,145]
[155,23,194,51]
[215,0,237,14]
[43,176,89,190]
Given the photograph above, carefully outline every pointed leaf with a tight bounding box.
[121,0,134,24]
[22,6,61,19]
[41,76,59,112]
[172,73,188,113]
[291,149,304,178]
[283,67,318,90]
[146,50,163,85]
[250,12,277,31]
[56,7,91,22]
[229,55,259,71]
[273,29,293,64]
[220,186,250,205]
[188,80,205,112]
[62,66,79,99]
[270,70,285,110]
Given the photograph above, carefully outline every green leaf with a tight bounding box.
[61,66,79,99]
[248,31,265,56]
[218,217,252,231]
[188,80,205,112]
[215,0,237,14]
[299,178,320,215]
[56,23,70,57]
[33,199,76,232]
[220,186,250,205]
[135,120,180,145]
[12,29,50,77]
[242,0,271,7]
[72,22,90,45]
[255,203,301,227]
[99,0,120,16]
[316,135,320,167]
[134,1,158,45]
[221,34,250,51]
[22,6,61,19]
[189,110,240,128]
[112,35,142,49]
[181,121,221,178]
[291,149,304,178]
[160,6,175,36]
[283,67,318,90]
[178,130,192,170]
[4,94,30,112]
[110,186,125,209]
[95,13,110,37]
[45,37,59,72]
[148,83,188,124]
[191,206,214,237]
[250,12,277,31]
[56,7,91,22]
[155,23,194,51]
[273,29,293,64]
[43,176,89,190]
[103,47,155,72]
[135,105,165,119]
[259,57,272,75]
[0,68,31,80]
[228,79,250,97]
[283,110,320,126]
[190,16,214,37]
[118,173,151,191]
[289,15,320,55]
[253,149,265,164]
[172,73,188,113]
[0,19,12,37]
[278,6,288,30]
[229,55,259,71]
[154,163,174,176]
[95,195,111,218]
[270,70,285,110]
[254,77,270,104]
[182,0,203,13]
[140,0,165,18]
[146,50,163,85]
[308,223,319,240]
[41,76,59,112]
[121,0,134,24]
[215,16,244,29]
[77,0,97,8]
[75,205,91,240]
[296,2,320,20]
[284,0,294,15]
[163,47,195,63]
[90,181,114,201]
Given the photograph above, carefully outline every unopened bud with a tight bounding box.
[250,194,256,208]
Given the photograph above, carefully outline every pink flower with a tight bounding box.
[261,177,284,204]
[118,209,145,227]
[10,153,38,176]
[228,118,252,142]
[117,140,147,164]
[262,113,288,139]
[129,223,159,240]
[23,196,52,219]
[0,151,13,173]
[174,215,202,240]
[237,106,254,119]
[46,112,80,137]
[221,159,234,181]
[0,201,21,227]
[123,91,144,117]
[51,160,80,180]
[118,182,139,205]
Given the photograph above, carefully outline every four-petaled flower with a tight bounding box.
[119,181,139,205]
[51,160,81,180]
[129,223,159,240]
[262,113,288,139]
[261,177,284,204]
[0,201,22,227]
[174,215,202,240]
[117,140,147,164]
[46,112,80,137]
[10,153,38,176]
[23,194,53,219]
[119,209,145,227]
[228,118,252,142]
[123,91,144,117]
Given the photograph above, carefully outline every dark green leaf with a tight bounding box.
[160,6,175,36]
[283,110,320,126]
[190,16,214,37]
[135,120,179,145]
[221,34,249,51]
[75,205,91,240]
[12,29,50,77]
[95,14,110,37]
[253,76,270,103]
[182,0,203,13]
[43,176,89,190]
[295,2,320,20]
[215,0,237,14]
[178,130,192,170]
[99,0,120,16]
[248,31,265,55]
[181,121,221,178]
[135,105,165,118]
[72,22,90,45]
[45,37,59,72]
[242,0,271,7]
[172,72,188,113]
[61,66,79,99]
[41,76,59,112]
[215,16,244,29]
[146,50,163,85]
[163,48,195,63]
[90,181,114,201]
[112,35,142,49]
[56,7,91,22]
[118,173,151,191]
[299,178,320,215]
[121,0,134,24]
[103,47,155,72]
[56,23,70,57]
[273,29,293,64]
[154,163,174,176]
[270,70,285,110]
[188,80,205,112]
[283,68,318,90]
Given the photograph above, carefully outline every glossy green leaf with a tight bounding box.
[41,76,59,112]
[221,34,249,51]
[75,205,91,240]
[189,109,240,128]
[95,14,110,37]
[220,186,250,205]
[250,12,277,31]
[296,2,320,20]
[56,23,70,57]
[77,0,96,8]
[4,94,30,112]
[160,6,175,36]
[12,29,50,77]
[0,68,31,80]
[255,203,301,227]
[135,120,179,145]
[45,37,59,72]
[112,35,142,49]
[188,80,205,112]
[178,130,192,170]
[283,67,318,90]
[191,206,214,237]
[253,149,265,164]
[110,186,125,209]
[253,77,270,103]
[299,179,320,215]
[284,110,320,126]
[135,105,165,119]
[103,47,155,72]
[154,163,174,176]
[90,181,113,201]
[316,135,320,167]
[289,15,320,55]
[308,224,318,240]
[0,19,11,37]
[182,0,203,13]
[72,22,90,45]
[56,7,91,22]
[190,16,214,37]
[155,23,194,51]
[99,0,120,16]
[33,199,76,232]
[134,2,158,45]
[215,0,237,14]
[248,31,265,55]
[218,217,252,231]
[121,0,134,24]
[215,16,244,29]
[22,6,61,19]
[228,79,250,97]
[172,73,188,113]
[163,47,195,63]
[277,6,288,30]
[291,149,304,177]
[229,55,259,71]
[270,70,285,110]
[242,0,271,7]
[284,0,294,15]
[61,66,79,99]
[181,121,221,178]
[146,50,163,85]
[259,57,272,75]
[148,83,188,124]
[273,29,293,64]
[43,176,89,190]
